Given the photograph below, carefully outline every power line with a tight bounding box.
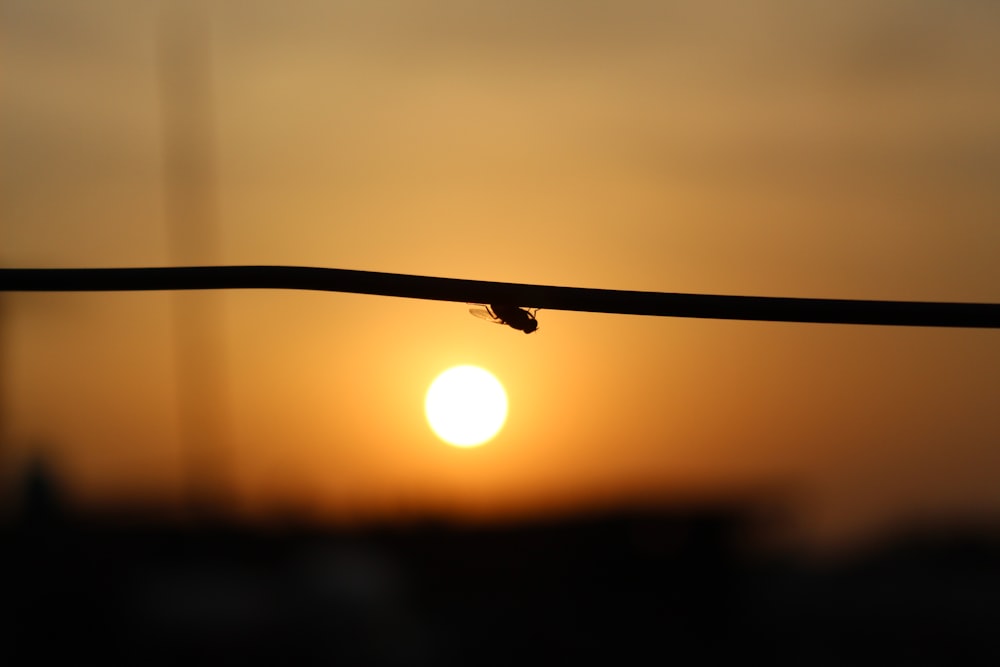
[2,265,999,328]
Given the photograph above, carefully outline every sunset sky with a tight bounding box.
[3,0,1000,549]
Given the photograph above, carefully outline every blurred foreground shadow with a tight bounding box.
[2,460,999,665]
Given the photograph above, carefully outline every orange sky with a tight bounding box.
[3,0,1000,549]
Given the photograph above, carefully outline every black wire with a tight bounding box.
[2,265,999,328]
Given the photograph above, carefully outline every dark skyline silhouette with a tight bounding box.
[3,456,999,665]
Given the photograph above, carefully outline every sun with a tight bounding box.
[425,365,508,448]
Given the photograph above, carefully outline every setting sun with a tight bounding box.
[425,365,508,448]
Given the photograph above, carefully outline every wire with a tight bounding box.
[2,265,999,328]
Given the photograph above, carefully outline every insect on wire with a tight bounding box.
[469,304,540,334]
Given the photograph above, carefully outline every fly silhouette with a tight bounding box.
[469,304,540,334]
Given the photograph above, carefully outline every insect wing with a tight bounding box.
[469,307,502,323]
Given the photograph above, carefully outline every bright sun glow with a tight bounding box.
[425,365,508,448]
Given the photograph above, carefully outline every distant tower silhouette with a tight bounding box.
[158,1,229,519]
[13,452,67,531]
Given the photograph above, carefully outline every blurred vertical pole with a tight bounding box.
[157,1,229,520]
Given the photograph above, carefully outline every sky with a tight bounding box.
[2,0,1000,550]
